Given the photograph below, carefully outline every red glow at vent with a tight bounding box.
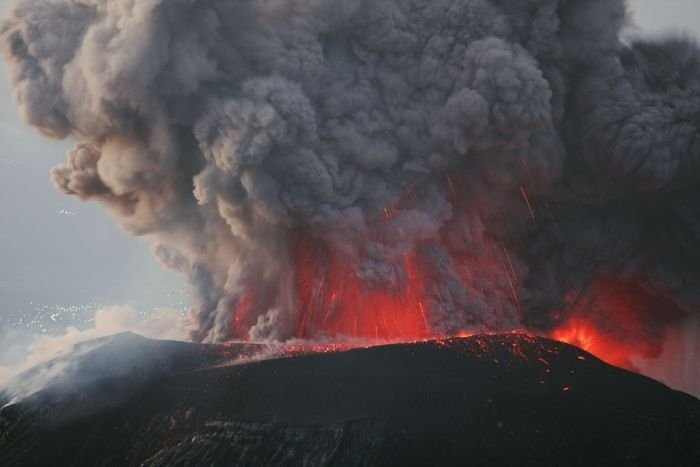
[292,233,432,340]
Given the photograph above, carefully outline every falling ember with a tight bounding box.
[519,186,535,219]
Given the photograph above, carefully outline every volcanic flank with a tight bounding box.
[0,332,698,466]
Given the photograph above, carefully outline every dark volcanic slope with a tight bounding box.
[1,333,698,467]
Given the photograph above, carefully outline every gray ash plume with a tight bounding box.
[1,0,699,348]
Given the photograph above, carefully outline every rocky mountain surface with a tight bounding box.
[1,332,698,466]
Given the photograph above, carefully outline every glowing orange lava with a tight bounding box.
[232,212,685,381]
[550,279,684,370]
[292,233,432,340]
[552,317,637,368]
[231,291,257,340]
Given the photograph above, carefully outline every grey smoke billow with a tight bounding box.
[1,0,698,342]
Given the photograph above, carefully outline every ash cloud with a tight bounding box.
[1,0,699,345]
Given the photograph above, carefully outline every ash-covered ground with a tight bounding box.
[0,332,698,466]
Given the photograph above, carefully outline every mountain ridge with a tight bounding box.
[1,332,698,466]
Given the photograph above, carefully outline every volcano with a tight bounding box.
[1,332,698,466]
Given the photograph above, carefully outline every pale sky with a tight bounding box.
[0,0,698,333]
[0,2,186,333]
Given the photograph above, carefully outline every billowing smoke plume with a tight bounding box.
[2,0,699,350]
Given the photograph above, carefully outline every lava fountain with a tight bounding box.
[292,232,432,340]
